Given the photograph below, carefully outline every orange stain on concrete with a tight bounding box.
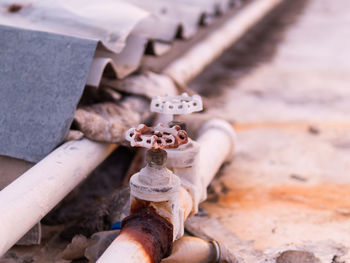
[219,184,350,213]
[233,121,350,131]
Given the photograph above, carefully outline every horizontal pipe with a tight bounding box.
[162,236,217,263]
[0,139,117,256]
[98,232,152,263]
[163,0,283,85]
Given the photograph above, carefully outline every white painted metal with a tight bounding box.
[151,93,203,115]
[0,139,117,256]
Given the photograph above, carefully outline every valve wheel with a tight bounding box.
[125,123,188,149]
[151,93,203,115]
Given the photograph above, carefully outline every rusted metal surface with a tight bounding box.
[126,124,188,149]
[7,3,22,12]
[121,206,173,263]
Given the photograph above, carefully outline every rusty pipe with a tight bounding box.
[97,207,173,263]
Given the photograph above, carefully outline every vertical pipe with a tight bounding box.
[0,139,117,256]
[197,119,236,190]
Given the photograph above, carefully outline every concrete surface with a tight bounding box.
[190,0,350,262]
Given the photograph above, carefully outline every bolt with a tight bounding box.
[146,149,167,167]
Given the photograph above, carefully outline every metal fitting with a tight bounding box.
[126,124,190,240]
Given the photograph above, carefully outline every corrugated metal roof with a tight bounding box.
[0,0,244,162]
[1,0,243,86]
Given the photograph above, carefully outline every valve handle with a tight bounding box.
[125,123,188,149]
[150,93,203,115]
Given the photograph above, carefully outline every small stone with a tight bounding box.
[8,4,22,13]
[62,235,92,260]
[308,126,320,135]
[290,174,308,182]
[276,250,321,263]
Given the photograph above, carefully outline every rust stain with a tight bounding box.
[233,121,350,132]
[122,206,173,263]
[8,3,22,12]
[130,197,172,223]
[219,184,350,213]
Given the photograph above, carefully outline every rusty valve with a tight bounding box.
[125,123,188,149]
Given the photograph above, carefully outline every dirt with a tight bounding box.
[191,0,310,98]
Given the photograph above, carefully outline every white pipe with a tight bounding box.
[0,139,117,256]
[197,119,236,191]
[162,236,217,263]
[163,0,283,86]
[97,232,152,263]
